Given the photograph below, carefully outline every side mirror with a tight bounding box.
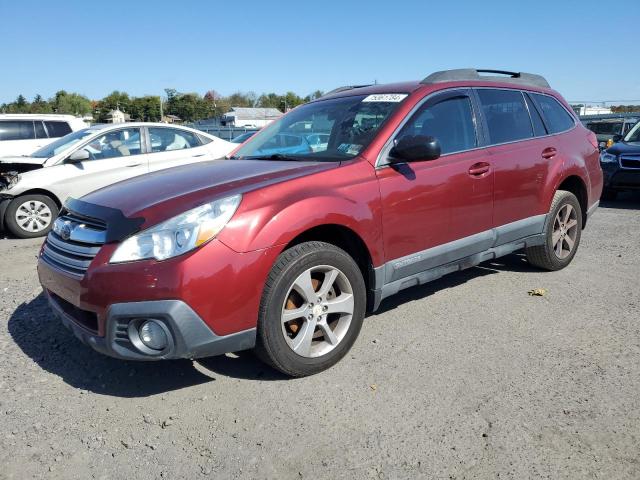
[389,135,441,163]
[612,134,623,143]
[67,149,90,163]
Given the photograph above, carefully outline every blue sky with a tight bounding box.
[1,0,639,104]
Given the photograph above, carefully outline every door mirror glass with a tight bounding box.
[67,148,90,163]
[389,135,441,163]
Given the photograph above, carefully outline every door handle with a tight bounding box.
[541,147,557,159]
[125,161,142,167]
[468,162,491,176]
[192,153,205,158]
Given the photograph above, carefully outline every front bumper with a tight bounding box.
[601,162,640,190]
[46,291,256,360]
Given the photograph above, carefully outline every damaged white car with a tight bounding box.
[0,123,235,238]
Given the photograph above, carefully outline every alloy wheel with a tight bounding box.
[281,265,354,358]
[551,204,578,259]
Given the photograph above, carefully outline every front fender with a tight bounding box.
[217,161,384,266]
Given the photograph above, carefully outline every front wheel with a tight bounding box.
[526,190,582,271]
[5,194,58,238]
[255,241,366,377]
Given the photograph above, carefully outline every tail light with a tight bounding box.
[587,131,598,149]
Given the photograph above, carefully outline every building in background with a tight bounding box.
[221,107,282,128]
[105,109,130,123]
[570,104,612,116]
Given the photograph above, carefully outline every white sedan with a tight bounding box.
[0,123,235,238]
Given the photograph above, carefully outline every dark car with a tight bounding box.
[37,68,602,377]
[584,115,639,150]
[231,131,258,143]
[599,121,640,199]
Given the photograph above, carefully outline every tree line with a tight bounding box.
[0,88,325,123]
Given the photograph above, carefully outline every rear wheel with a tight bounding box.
[255,241,366,377]
[5,194,58,238]
[526,190,582,271]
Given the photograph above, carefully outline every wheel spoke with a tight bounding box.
[565,218,577,230]
[282,306,307,324]
[555,238,563,256]
[325,293,354,315]
[291,318,317,356]
[292,269,317,303]
[564,234,575,250]
[562,205,572,224]
[317,269,339,298]
[552,229,562,247]
[318,321,338,345]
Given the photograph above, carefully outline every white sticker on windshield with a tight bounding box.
[362,94,408,103]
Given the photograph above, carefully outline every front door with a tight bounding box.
[376,89,494,282]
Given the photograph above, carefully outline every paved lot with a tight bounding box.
[1,194,639,480]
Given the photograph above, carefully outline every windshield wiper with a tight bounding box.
[243,154,306,161]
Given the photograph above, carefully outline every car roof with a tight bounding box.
[0,113,79,120]
[86,122,211,133]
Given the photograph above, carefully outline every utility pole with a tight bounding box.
[159,96,164,122]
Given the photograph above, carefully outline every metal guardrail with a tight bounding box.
[188,125,259,141]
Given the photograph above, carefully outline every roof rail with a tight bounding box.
[322,84,373,97]
[421,69,550,89]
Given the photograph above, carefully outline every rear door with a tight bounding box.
[0,120,41,156]
[146,127,214,173]
[475,88,556,238]
[376,89,494,279]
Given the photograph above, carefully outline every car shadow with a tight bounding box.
[9,253,537,396]
[7,293,288,397]
[599,191,640,210]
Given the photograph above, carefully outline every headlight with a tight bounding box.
[600,153,617,164]
[110,194,241,263]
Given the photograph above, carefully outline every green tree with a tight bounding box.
[30,94,52,113]
[95,91,131,122]
[53,92,92,116]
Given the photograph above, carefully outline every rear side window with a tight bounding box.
[0,121,36,141]
[530,94,575,134]
[396,95,477,155]
[477,89,533,144]
[524,94,547,137]
[44,121,72,138]
[148,127,201,153]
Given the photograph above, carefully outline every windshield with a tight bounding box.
[232,94,406,161]
[31,128,97,158]
[624,122,640,143]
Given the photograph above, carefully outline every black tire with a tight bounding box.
[5,194,58,239]
[601,188,618,201]
[254,241,366,377]
[526,190,582,271]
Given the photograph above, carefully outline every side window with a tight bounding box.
[148,128,200,153]
[34,121,48,139]
[477,89,533,144]
[396,95,477,155]
[0,121,35,141]
[524,93,547,137]
[530,93,575,134]
[83,128,142,160]
[44,121,72,138]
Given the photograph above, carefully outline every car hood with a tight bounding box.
[606,141,640,156]
[81,159,338,224]
[0,156,47,173]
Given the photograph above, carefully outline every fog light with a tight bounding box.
[139,320,168,351]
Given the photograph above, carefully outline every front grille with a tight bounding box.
[49,291,99,333]
[41,212,107,277]
[620,155,640,170]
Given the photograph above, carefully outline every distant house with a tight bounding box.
[221,107,282,128]
[162,114,181,124]
[105,109,130,124]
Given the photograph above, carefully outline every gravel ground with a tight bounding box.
[1,194,639,480]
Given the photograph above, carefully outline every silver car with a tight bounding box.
[0,123,235,238]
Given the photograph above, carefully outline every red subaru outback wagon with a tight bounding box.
[38,69,603,376]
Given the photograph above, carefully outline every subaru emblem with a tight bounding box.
[60,222,73,241]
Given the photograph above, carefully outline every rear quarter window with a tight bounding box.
[44,121,73,138]
[531,94,575,134]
